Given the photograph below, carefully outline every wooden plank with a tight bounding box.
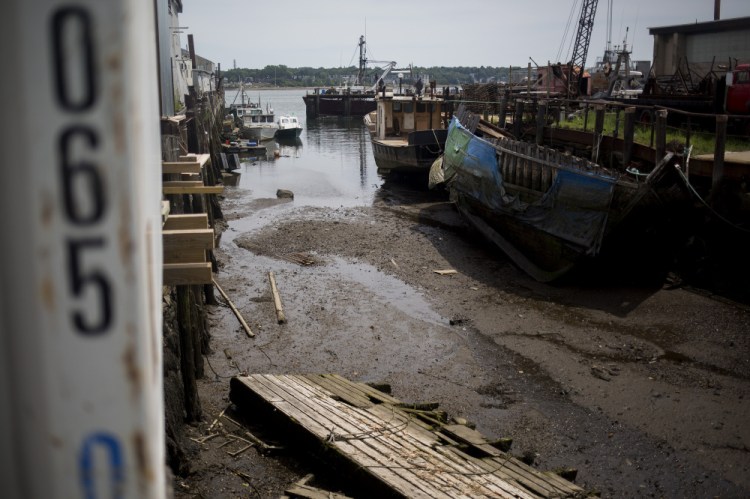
[163,262,212,286]
[252,376,448,499]
[366,405,536,499]
[296,384,524,497]
[324,374,403,405]
[163,228,214,252]
[163,248,205,264]
[300,375,373,408]
[281,375,486,497]
[162,213,209,231]
[162,161,202,174]
[268,271,287,324]
[235,374,584,498]
[278,376,472,498]
[162,182,224,195]
[179,153,210,166]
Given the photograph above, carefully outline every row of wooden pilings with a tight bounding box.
[496,96,730,191]
[162,85,228,474]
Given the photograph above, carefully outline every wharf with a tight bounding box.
[230,373,585,498]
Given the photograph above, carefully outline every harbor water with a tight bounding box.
[224,88,382,207]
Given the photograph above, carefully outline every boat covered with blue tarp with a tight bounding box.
[438,113,691,282]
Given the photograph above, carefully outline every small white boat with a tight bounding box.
[275,115,303,139]
[240,103,278,142]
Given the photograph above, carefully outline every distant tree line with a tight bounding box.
[221,65,527,87]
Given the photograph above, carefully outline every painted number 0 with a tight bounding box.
[51,7,112,335]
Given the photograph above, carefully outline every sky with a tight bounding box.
[179,0,750,70]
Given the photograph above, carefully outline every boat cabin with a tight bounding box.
[374,94,446,140]
[242,106,275,124]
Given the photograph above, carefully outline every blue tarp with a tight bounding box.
[445,118,615,253]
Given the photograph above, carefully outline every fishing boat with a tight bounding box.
[239,102,278,142]
[275,115,303,139]
[303,35,395,118]
[366,88,449,176]
[437,107,691,282]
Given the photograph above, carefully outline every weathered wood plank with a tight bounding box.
[162,181,224,195]
[163,229,214,252]
[283,376,485,497]
[234,375,585,498]
[162,161,202,174]
[163,262,212,286]
[276,376,463,496]
[325,374,403,405]
[164,248,205,265]
[366,404,535,498]
[300,375,373,408]
[257,375,452,498]
[162,213,209,231]
[179,153,210,166]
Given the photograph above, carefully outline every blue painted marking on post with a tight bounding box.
[79,432,124,499]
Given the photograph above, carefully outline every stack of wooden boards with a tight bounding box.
[231,374,587,498]
[162,154,222,285]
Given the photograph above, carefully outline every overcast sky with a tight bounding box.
[179,0,749,70]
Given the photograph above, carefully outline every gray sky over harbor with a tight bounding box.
[180,0,749,70]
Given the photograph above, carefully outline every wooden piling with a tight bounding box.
[514,99,524,138]
[536,100,547,146]
[655,109,668,163]
[498,91,508,128]
[592,105,605,162]
[712,114,728,190]
[623,107,636,167]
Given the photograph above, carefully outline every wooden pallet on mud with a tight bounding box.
[230,373,587,498]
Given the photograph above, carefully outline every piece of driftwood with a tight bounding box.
[207,405,230,433]
[433,269,457,275]
[268,271,287,324]
[213,279,255,338]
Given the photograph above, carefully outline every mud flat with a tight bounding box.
[175,183,750,498]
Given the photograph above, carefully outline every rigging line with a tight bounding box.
[565,0,581,64]
[556,0,579,63]
[347,41,359,68]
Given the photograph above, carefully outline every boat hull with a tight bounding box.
[241,125,278,142]
[371,129,447,175]
[442,117,690,281]
[275,127,302,139]
[303,93,376,117]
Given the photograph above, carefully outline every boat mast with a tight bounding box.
[357,35,367,86]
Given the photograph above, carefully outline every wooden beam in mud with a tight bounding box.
[268,271,287,324]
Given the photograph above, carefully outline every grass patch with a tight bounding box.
[554,110,750,155]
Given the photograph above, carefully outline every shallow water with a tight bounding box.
[225,88,382,207]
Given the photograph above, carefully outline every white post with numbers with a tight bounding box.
[0,0,165,497]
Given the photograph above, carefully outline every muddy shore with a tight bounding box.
[174,180,750,498]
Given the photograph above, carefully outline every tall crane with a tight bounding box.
[567,0,599,98]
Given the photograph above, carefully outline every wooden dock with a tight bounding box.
[230,374,586,498]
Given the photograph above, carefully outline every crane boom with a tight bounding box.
[568,0,599,98]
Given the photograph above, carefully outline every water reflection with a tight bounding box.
[232,89,382,208]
